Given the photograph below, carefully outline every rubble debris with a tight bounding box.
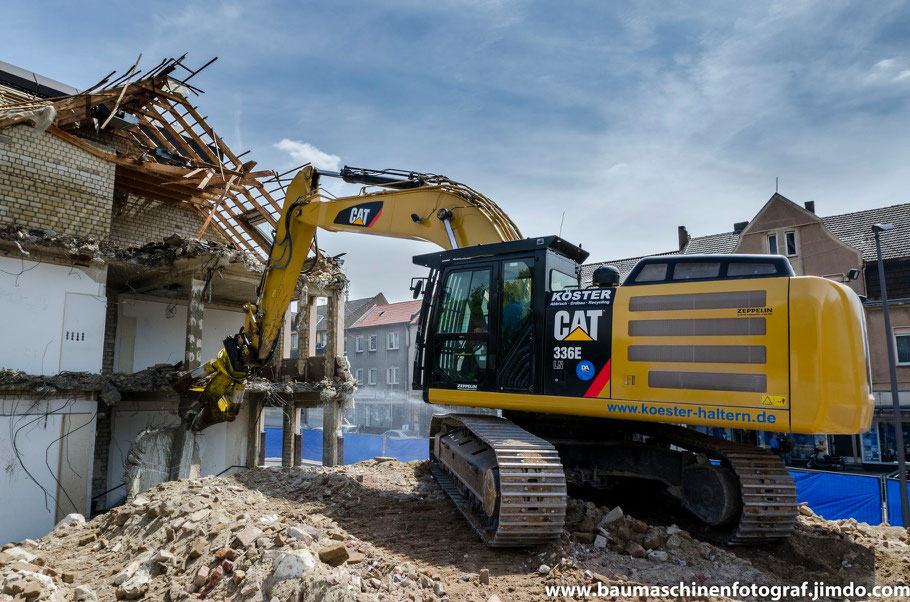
[0,359,353,400]
[54,514,85,529]
[4,460,910,601]
[0,224,263,271]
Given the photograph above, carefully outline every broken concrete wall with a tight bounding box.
[0,255,106,375]
[124,426,199,499]
[113,297,244,373]
[0,124,116,238]
[109,193,228,247]
[113,404,250,508]
[0,396,97,542]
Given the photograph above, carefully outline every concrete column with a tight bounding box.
[324,289,346,376]
[184,277,205,370]
[294,407,302,466]
[322,397,342,466]
[245,395,261,468]
[281,404,299,467]
[321,288,346,466]
[272,322,284,378]
[296,294,318,378]
[324,292,338,379]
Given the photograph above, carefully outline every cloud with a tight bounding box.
[273,139,341,171]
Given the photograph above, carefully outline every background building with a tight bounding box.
[345,300,425,433]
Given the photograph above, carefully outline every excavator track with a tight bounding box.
[638,421,798,545]
[429,414,567,547]
[504,413,797,546]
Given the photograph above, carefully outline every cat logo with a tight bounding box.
[554,310,602,342]
[333,201,383,228]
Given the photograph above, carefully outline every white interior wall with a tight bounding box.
[0,257,106,375]
[113,297,244,372]
[195,411,249,477]
[0,398,96,544]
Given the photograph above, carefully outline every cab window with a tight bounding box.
[673,262,721,280]
[437,269,490,334]
[502,260,533,352]
[635,263,668,282]
[550,269,578,291]
[434,268,491,384]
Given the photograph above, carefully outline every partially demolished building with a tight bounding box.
[0,57,351,542]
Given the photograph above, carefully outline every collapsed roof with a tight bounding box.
[0,55,294,259]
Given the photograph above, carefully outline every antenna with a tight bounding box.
[558,211,566,237]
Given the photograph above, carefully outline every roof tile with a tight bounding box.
[350,300,423,328]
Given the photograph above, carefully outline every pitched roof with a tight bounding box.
[682,231,740,255]
[582,201,910,281]
[580,251,677,286]
[350,300,423,328]
[821,203,910,262]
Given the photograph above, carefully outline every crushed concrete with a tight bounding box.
[4,460,910,601]
[0,363,186,402]
[0,361,354,402]
[0,224,264,271]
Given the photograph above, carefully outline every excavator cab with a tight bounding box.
[411,236,589,397]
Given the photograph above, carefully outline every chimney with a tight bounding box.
[677,226,690,251]
[804,201,815,214]
[733,221,748,234]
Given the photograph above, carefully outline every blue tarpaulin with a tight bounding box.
[264,427,282,458]
[385,437,429,462]
[343,433,385,464]
[301,429,322,461]
[263,428,427,464]
[885,479,910,526]
[790,470,882,525]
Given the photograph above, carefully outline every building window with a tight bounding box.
[290,332,298,351]
[785,231,797,256]
[368,368,377,385]
[896,330,910,365]
[355,368,363,384]
[768,233,778,254]
[369,335,378,351]
[387,332,399,350]
[355,336,364,352]
[388,366,400,385]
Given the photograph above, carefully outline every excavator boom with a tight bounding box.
[179,164,520,430]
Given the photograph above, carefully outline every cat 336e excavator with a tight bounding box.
[180,164,874,546]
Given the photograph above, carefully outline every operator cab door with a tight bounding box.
[497,257,538,393]
[429,262,498,392]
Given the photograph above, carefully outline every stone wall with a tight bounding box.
[0,125,116,238]
[108,193,228,247]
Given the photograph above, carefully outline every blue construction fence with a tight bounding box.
[264,427,428,465]
[789,468,910,526]
[264,431,910,526]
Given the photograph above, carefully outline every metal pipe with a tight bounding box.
[874,223,909,525]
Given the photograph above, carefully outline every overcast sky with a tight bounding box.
[4,1,910,301]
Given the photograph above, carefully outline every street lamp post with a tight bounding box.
[873,222,910,526]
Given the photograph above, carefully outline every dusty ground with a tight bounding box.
[3,459,910,601]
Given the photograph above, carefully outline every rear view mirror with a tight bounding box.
[410,277,425,299]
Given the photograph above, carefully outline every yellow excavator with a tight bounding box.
[180,164,874,546]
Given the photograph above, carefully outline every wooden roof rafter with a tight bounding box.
[0,55,285,261]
